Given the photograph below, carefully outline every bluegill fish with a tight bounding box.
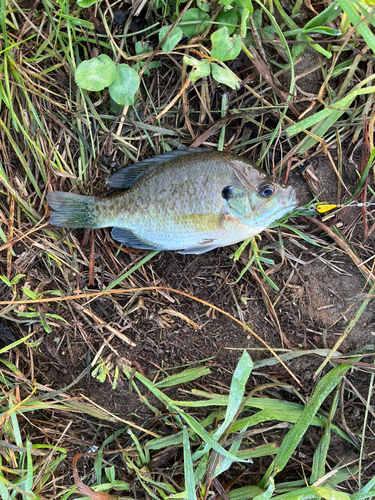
[47,149,297,254]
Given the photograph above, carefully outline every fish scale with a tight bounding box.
[47,149,297,254]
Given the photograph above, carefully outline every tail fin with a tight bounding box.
[47,192,97,229]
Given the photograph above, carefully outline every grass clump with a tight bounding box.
[1,0,375,498]
[2,347,375,499]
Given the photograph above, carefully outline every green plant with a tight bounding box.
[232,236,280,289]
[0,274,25,296]
[0,276,66,333]
[178,7,211,36]
[86,349,375,499]
[134,41,162,76]
[2,1,375,497]
[16,285,67,333]
[75,54,140,106]
[182,25,243,89]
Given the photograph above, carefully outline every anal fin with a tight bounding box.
[111,227,161,250]
[178,244,218,255]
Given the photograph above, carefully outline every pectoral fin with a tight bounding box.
[111,227,161,250]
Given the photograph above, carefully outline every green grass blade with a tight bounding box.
[0,332,35,355]
[0,483,9,500]
[337,0,375,54]
[253,478,274,499]
[192,350,253,460]
[132,368,250,463]
[351,492,375,500]
[104,250,159,291]
[287,85,375,138]
[310,388,339,484]
[259,362,354,487]
[155,367,211,388]
[236,443,280,460]
[216,350,253,436]
[177,409,250,463]
[227,485,264,499]
[24,441,33,495]
[270,485,349,499]
[271,0,332,58]
[214,423,249,477]
[183,426,197,500]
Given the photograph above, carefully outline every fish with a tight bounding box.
[46,149,297,254]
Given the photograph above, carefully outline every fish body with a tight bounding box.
[47,149,297,254]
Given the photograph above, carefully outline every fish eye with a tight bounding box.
[222,186,232,201]
[258,183,275,198]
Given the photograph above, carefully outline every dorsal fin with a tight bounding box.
[108,148,207,189]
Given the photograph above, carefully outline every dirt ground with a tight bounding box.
[1,9,375,494]
[1,151,375,493]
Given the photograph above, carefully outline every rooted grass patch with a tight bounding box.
[1,0,375,499]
